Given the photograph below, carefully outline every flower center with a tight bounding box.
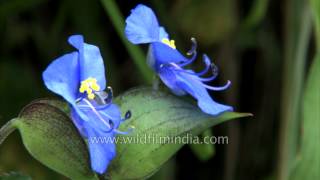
[79,77,100,100]
[162,38,176,49]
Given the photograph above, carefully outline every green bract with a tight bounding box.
[0,100,98,180]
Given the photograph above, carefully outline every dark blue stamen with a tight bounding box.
[125,110,132,120]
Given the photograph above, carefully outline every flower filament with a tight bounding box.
[79,77,100,99]
[160,38,231,92]
[162,38,176,49]
[76,85,132,134]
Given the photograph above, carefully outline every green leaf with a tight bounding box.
[310,0,320,47]
[277,2,312,179]
[108,87,250,179]
[290,54,320,179]
[0,101,98,180]
[0,172,32,180]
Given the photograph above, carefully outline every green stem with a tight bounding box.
[278,1,312,180]
[100,0,153,84]
[0,119,17,145]
[310,0,320,49]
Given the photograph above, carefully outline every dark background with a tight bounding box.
[0,0,308,179]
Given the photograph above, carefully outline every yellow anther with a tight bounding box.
[88,93,95,100]
[79,86,86,93]
[162,38,176,49]
[86,88,93,94]
[91,83,100,91]
[79,77,101,99]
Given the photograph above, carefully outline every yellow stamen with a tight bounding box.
[79,77,101,99]
[88,93,95,100]
[162,38,176,49]
[91,83,100,91]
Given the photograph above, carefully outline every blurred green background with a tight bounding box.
[0,0,318,179]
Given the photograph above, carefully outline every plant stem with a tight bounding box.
[0,119,17,145]
[100,0,153,84]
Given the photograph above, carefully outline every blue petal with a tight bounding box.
[71,106,119,174]
[78,108,113,133]
[177,74,232,115]
[73,99,122,131]
[125,4,160,44]
[99,104,122,128]
[159,26,169,40]
[71,108,88,137]
[159,68,233,116]
[158,66,186,96]
[42,52,80,104]
[150,42,189,69]
[86,125,116,174]
[68,35,106,89]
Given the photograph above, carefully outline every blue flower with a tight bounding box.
[42,35,130,174]
[125,4,233,116]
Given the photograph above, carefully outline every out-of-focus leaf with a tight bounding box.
[0,0,47,20]
[0,101,98,180]
[242,0,269,30]
[172,0,237,45]
[0,61,41,118]
[108,87,250,179]
[189,130,215,161]
[310,0,320,46]
[290,54,320,179]
[0,172,32,180]
[278,2,312,179]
